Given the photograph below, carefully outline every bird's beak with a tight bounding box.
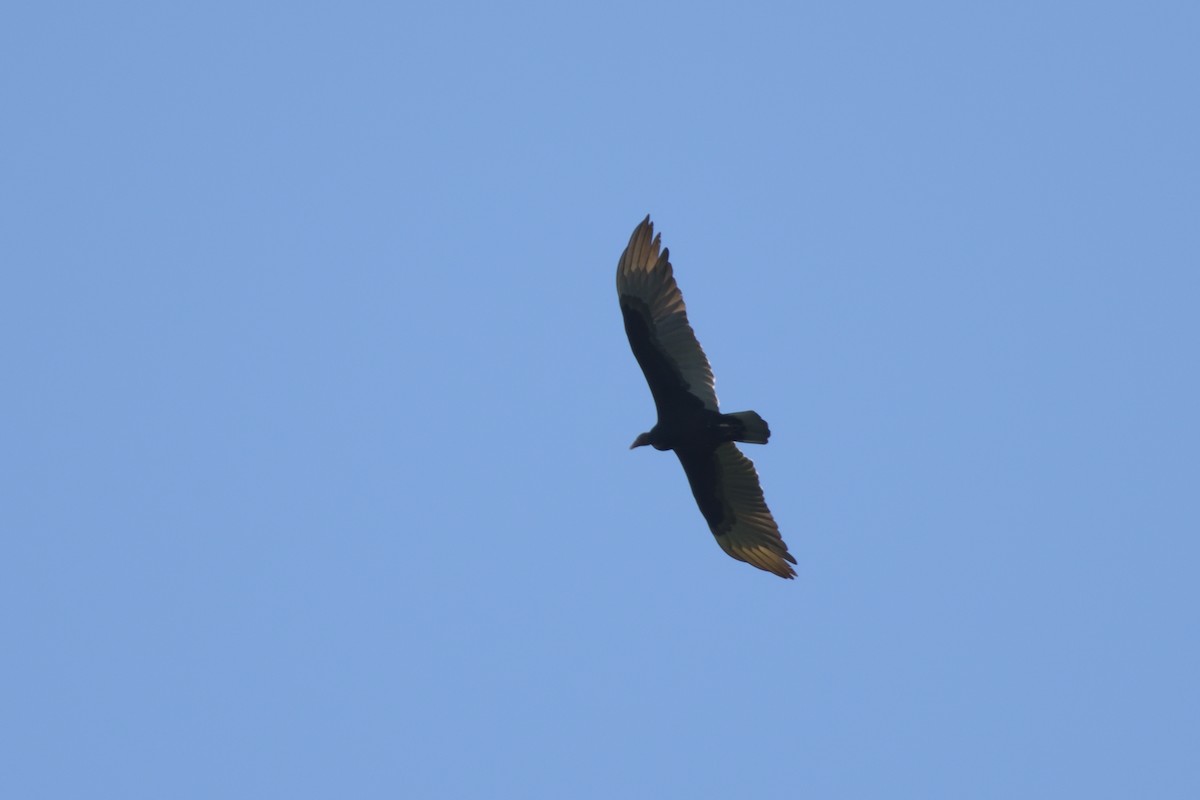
[629,440,639,449]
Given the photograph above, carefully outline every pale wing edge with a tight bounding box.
[710,443,796,579]
[616,218,718,410]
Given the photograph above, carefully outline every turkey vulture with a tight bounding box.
[617,215,796,579]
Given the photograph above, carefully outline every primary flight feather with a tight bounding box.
[617,215,796,579]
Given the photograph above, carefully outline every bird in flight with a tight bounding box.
[617,216,796,579]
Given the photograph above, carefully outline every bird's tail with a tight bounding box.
[722,410,770,445]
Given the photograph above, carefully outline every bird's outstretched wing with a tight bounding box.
[677,443,796,578]
[616,216,718,415]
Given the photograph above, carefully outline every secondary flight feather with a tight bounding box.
[617,215,796,579]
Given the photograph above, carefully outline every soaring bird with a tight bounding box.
[617,216,796,578]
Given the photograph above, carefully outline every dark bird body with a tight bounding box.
[617,216,796,578]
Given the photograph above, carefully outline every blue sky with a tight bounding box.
[4,1,1198,797]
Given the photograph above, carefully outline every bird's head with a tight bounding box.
[630,432,653,450]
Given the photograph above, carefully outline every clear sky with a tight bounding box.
[4,2,1198,797]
